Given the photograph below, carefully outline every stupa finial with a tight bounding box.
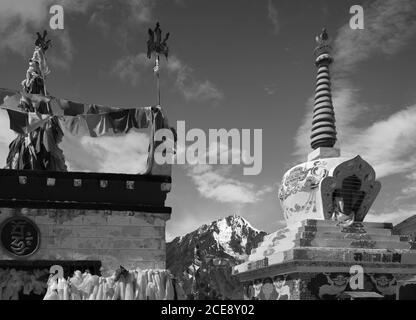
[310,28,337,150]
[315,28,329,46]
[35,30,52,52]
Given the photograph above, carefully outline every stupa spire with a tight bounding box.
[311,28,337,150]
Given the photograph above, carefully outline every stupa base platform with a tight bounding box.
[233,219,416,300]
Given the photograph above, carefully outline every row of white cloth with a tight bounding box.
[43,269,186,300]
[0,268,48,300]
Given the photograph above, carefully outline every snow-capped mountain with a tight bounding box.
[167,215,267,299]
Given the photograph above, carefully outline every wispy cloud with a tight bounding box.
[0,0,98,69]
[366,208,416,226]
[264,83,279,95]
[400,184,416,198]
[396,172,416,201]
[187,164,271,204]
[334,0,416,73]
[344,105,416,178]
[185,141,272,205]
[127,0,153,25]
[47,29,74,70]
[88,0,153,33]
[113,54,224,104]
[267,0,279,34]
[112,53,153,86]
[0,110,18,168]
[166,56,224,103]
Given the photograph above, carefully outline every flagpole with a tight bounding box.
[147,22,169,107]
[145,22,169,174]
[156,54,161,106]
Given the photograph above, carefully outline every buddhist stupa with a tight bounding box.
[232,29,416,300]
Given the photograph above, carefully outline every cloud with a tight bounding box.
[0,0,51,54]
[344,105,416,178]
[47,29,74,70]
[60,128,151,174]
[0,0,97,69]
[173,0,187,7]
[188,164,266,204]
[0,110,18,168]
[334,0,416,73]
[264,83,279,95]
[366,208,416,226]
[0,0,155,69]
[401,184,416,198]
[267,0,279,34]
[112,53,153,86]
[113,54,224,104]
[395,172,416,201]
[88,0,153,32]
[127,0,153,25]
[185,141,272,205]
[166,56,224,103]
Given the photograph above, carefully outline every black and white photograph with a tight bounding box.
[0,0,416,310]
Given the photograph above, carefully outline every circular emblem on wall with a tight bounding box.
[0,216,40,258]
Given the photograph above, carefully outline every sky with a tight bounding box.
[0,0,416,241]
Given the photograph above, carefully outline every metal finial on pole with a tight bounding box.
[147,22,170,106]
[154,54,161,105]
[34,30,52,97]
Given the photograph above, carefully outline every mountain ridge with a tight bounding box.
[167,214,267,299]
